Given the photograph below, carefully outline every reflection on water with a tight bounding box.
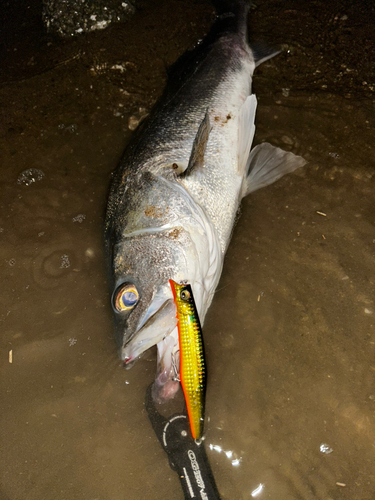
[1,0,374,499]
[209,443,242,467]
[251,484,264,498]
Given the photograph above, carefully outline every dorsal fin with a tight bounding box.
[180,110,212,178]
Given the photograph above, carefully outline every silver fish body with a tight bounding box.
[105,0,305,401]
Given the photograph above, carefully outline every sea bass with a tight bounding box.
[105,0,306,402]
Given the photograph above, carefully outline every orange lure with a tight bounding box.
[169,280,206,440]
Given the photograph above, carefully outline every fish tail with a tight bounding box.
[211,0,251,39]
[212,2,282,67]
[212,0,250,17]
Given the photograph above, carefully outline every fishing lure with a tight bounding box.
[169,280,207,440]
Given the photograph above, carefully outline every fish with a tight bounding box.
[169,280,206,440]
[104,0,306,403]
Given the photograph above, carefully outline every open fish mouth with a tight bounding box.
[121,298,178,365]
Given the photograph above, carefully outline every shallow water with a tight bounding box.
[1,1,374,499]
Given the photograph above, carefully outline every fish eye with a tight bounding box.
[114,284,139,312]
[180,289,190,301]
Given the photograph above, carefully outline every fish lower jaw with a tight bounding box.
[120,345,141,368]
[122,356,136,369]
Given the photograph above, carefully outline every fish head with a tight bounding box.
[106,171,221,401]
[110,231,190,363]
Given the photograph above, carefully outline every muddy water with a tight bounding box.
[1,1,374,499]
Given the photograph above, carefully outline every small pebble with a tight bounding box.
[60,254,70,269]
[17,168,44,186]
[85,248,95,258]
[73,214,86,223]
[281,135,294,145]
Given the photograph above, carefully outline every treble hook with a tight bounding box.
[171,349,180,382]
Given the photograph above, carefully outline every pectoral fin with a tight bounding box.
[180,110,212,178]
[238,94,257,176]
[241,143,307,198]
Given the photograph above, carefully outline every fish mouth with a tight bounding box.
[121,298,178,365]
[152,330,180,403]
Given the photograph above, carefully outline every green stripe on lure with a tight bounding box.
[169,280,207,440]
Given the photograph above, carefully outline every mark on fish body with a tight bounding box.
[144,206,164,218]
[168,228,182,240]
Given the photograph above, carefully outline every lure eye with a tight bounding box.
[114,284,139,312]
[180,289,191,301]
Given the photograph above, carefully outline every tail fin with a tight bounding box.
[211,0,250,39]
[212,2,281,64]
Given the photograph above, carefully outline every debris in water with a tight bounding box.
[17,168,44,186]
[336,482,346,487]
[68,338,77,346]
[58,123,78,133]
[320,443,333,454]
[42,0,135,38]
[60,254,70,268]
[316,211,327,216]
[128,107,148,131]
[364,308,373,315]
[73,214,86,223]
[66,124,77,133]
[85,248,95,258]
[9,350,13,363]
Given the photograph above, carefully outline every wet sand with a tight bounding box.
[1,0,374,499]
